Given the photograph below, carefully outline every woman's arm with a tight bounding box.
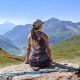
[45,36,52,60]
[42,33,56,64]
[25,33,32,64]
[43,34,56,64]
[42,33,52,60]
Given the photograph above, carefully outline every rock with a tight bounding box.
[0,63,80,80]
[0,63,33,73]
[12,72,72,80]
[0,76,13,80]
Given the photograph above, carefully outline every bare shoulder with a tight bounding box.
[28,32,31,38]
[41,32,48,41]
[28,32,32,44]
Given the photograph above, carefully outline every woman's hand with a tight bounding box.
[50,60,56,64]
[25,60,29,64]
[49,58,56,64]
[51,61,56,64]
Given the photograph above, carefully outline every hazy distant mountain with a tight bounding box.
[0,35,21,55]
[4,24,32,47]
[0,21,15,35]
[4,17,80,48]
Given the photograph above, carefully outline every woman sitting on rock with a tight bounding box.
[25,19,55,69]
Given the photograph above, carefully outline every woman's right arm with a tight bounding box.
[42,33,52,60]
[42,33,56,64]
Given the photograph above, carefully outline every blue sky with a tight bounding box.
[0,0,80,24]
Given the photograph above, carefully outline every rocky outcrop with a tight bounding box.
[0,63,80,80]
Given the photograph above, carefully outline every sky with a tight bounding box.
[0,0,80,25]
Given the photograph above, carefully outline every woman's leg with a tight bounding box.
[29,58,50,68]
[29,61,39,67]
[39,58,50,68]
[29,61,40,71]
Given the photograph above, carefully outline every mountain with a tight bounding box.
[0,21,15,35]
[0,35,21,55]
[0,48,23,66]
[4,17,80,48]
[51,36,80,60]
[4,24,32,47]
[43,18,80,45]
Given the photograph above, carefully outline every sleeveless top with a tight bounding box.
[29,31,49,62]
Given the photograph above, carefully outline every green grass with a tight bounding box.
[0,49,24,66]
[50,36,80,62]
[1,35,79,66]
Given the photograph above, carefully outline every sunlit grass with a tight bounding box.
[0,49,23,66]
[50,36,80,63]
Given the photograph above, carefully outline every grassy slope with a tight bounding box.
[17,36,80,65]
[0,49,23,66]
[50,36,80,63]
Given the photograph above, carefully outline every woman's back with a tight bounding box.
[29,31,49,63]
[26,19,53,68]
[32,31,46,51]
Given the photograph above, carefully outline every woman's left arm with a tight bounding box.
[25,33,32,64]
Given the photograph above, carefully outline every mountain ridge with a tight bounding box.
[4,17,80,48]
[0,21,15,35]
[0,35,21,55]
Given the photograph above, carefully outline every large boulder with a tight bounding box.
[0,63,80,80]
